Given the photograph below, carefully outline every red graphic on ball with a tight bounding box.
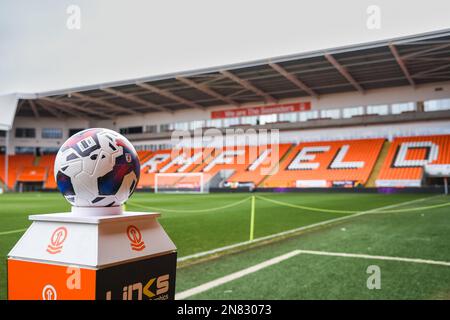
[46,227,68,254]
[127,225,146,251]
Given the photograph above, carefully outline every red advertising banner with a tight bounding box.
[211,102,311,119]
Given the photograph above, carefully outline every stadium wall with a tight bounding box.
[0,117,89,154]
[2,118,449,154]
[94,81,450,130]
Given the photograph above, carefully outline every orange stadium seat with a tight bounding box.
[137,150,152,163]
[5,135,443,191]
[376,135,450,187]
[38,154,57,189]
[0,154,35,189]
[17,166,47,182]
[192,146,256,183]
[222,144,292,187]
[138,148,214,188]
[263,139,385,188]
[137,145,292,189]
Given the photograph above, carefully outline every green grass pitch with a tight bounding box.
[0,192,449,299]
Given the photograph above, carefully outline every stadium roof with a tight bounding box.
[16,29,450,120]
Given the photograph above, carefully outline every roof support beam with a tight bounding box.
[412,64,450,77]
[324,53,364,93]
[269,62,319,98]
[15,100,25,116]
[71,91,142,115]
[39,100,88,119]
[219,70,277,103]
[401,43,450,60]
[99,88,170,113]
[389,43,415,87]
[35,101,64,118]
[176,76,239,107]
[39,97,113,119]
[136,82,204,110]
[28,100,40,118]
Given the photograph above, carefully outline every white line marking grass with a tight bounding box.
[178,195,437,262]
[176,250,301,300]
[0,228,27,236]
[297,250,450,267]
[176,248,450,300]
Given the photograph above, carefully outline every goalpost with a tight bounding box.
[154,172,210,194]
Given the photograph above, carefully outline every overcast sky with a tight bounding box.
[1,0,449,95]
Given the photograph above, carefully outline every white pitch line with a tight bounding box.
[176,248,450,299]
[177,195,436,262]
[0,228,27,236]
[297,250,450,267]
[176,250,301,300]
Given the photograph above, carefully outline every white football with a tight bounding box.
[54,128,140,207]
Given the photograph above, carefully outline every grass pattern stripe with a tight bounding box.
[176,250,302,300]
[177,248,450,299]
[177,195,435,262]
[257,195,448,214]
[127,196,251,213]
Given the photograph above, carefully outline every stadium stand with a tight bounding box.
[263,139,385,188]
[38,154,57,189]
[1,135,449,190]
[221,144,292,188]
[376,134,450,187]
[139,148,215,188]
[137,151,153,163]
[0,155,35,189]
[16,166,47,183]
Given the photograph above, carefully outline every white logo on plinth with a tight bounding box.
[42,285,58,300]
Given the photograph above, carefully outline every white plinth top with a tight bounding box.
[11,211,174,268]
[30,211,161,224]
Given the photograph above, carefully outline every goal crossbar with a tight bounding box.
[155,172,208,193]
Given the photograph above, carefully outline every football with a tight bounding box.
[54,128,140,207]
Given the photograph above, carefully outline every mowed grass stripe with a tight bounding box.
[0,192,444,300]
[176,196,450,299]
[177,248,450,299]
[176,250,302,300]
[127,196,251,213]
[178,195,435,262]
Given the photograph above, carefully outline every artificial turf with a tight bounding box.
[0,191,448,299]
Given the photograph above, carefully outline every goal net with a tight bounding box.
[154,172,210,193]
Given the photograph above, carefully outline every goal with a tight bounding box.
[154,172,210,193]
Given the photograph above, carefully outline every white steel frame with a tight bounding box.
[154,172,207,193]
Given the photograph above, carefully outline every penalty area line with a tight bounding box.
[176,249,450,300]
